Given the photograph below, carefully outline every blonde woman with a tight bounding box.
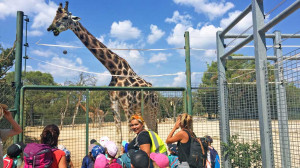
[166,113,193,168]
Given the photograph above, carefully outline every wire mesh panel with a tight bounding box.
[0,79,15,154]
[192,87,221,156]
[270,48,300,167]
[22,88,185,167]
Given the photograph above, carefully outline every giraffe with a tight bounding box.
[79,103,106,128]
[47,2,159,139]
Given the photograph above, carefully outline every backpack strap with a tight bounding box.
[171,157,178,166]
[134,130,148,149]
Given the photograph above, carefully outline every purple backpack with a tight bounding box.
[23,143,56,168]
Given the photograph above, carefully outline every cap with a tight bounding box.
[105,141,118,157]
[205,135,213,143]
[94,154,108,168]
[92,145,105,159]
[7,142,26,158]
[167,144,177,154]
[122,140,127,147]
[99,136,110,147]
[90,139,97,144]
[128,149,150,168]
[150,153,169,168]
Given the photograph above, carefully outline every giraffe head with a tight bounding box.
[47,1,80,36]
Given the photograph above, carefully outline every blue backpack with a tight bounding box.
[209,147,220,168]
[168,154,179,168]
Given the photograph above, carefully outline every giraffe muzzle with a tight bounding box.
[47,26,60,36]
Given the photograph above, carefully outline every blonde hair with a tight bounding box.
[179,113,193,130]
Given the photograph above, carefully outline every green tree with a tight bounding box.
[5,71,57,126]
[0,43,15,79]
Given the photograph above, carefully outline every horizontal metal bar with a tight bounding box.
[261,0,300,33]
[22,85,186,91]
[220,4,252,37]
[191,87,218,90]
[226,56,300,60]
[225,34,300,39]
[227,56,277,60]
[221,35,253,60]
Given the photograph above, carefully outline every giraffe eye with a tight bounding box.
[62,16,68,20]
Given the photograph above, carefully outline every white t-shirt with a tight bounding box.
[0,129,11,168]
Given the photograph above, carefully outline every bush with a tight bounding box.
[222,134,262,168]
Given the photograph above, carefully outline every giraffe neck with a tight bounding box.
[71,22,137,77]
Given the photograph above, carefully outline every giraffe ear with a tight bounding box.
[71,16,81,22]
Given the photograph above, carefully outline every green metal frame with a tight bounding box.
[19,85,186,153]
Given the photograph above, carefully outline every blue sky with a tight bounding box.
[0,0,299,87]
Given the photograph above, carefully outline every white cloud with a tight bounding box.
[27,30,44,36]
[31,49,58,57]
[171,72,186,87]
[110,20,141,41]
[167,23,222,57]
[149,53,171,63]
[76,58,82,65]
[147,25,165,44]
[165,11,192,26]
[220,10,253,34]
[95,71,112,86]
[0,0,57,32]
[107,40,145,68]
[96,35,106,44]
[173,0,234,20]
[37,56,88,78]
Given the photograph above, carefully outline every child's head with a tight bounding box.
[205,135,213,146]
[150,153,169,168]
[105,141,118,158]
[128,149,150,168]
[7,142,26,158]
[92,145,105,159]
[167,144,177,155]
[121,140,129,153]
[99,136,110,147]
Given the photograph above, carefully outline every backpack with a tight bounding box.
[168,154,179,168]
[182,129,208,168]
[208,147,220,168]
[23,143,56,168]
[3,156,14,168]
[109,158,122,168]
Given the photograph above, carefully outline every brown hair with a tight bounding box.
[179,113,193,130]
[40,124,60,147]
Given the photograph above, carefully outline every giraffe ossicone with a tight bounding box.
[47,1,159,133]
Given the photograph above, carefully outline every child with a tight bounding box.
[150,152,169,168]
[167,144,179,168]
[105,141,122,168]
[58,145,74,168]
[205,136,220,168]
[128,149,150,168]
[121,140,128,154]
[81,144,96,168]
[3,142,26,168]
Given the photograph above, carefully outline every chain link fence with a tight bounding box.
[0,79,15,154]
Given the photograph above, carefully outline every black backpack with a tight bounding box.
[182,129,209,168]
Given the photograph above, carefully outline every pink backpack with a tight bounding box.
[109,159,122,168]
[23,143,56,168]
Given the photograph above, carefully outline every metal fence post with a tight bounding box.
[216,31,230,168]
[85,89,89,156]
[273,30,291,168]
[252,0,274,167]
[14,11,24,143]
[184,31,192,115]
